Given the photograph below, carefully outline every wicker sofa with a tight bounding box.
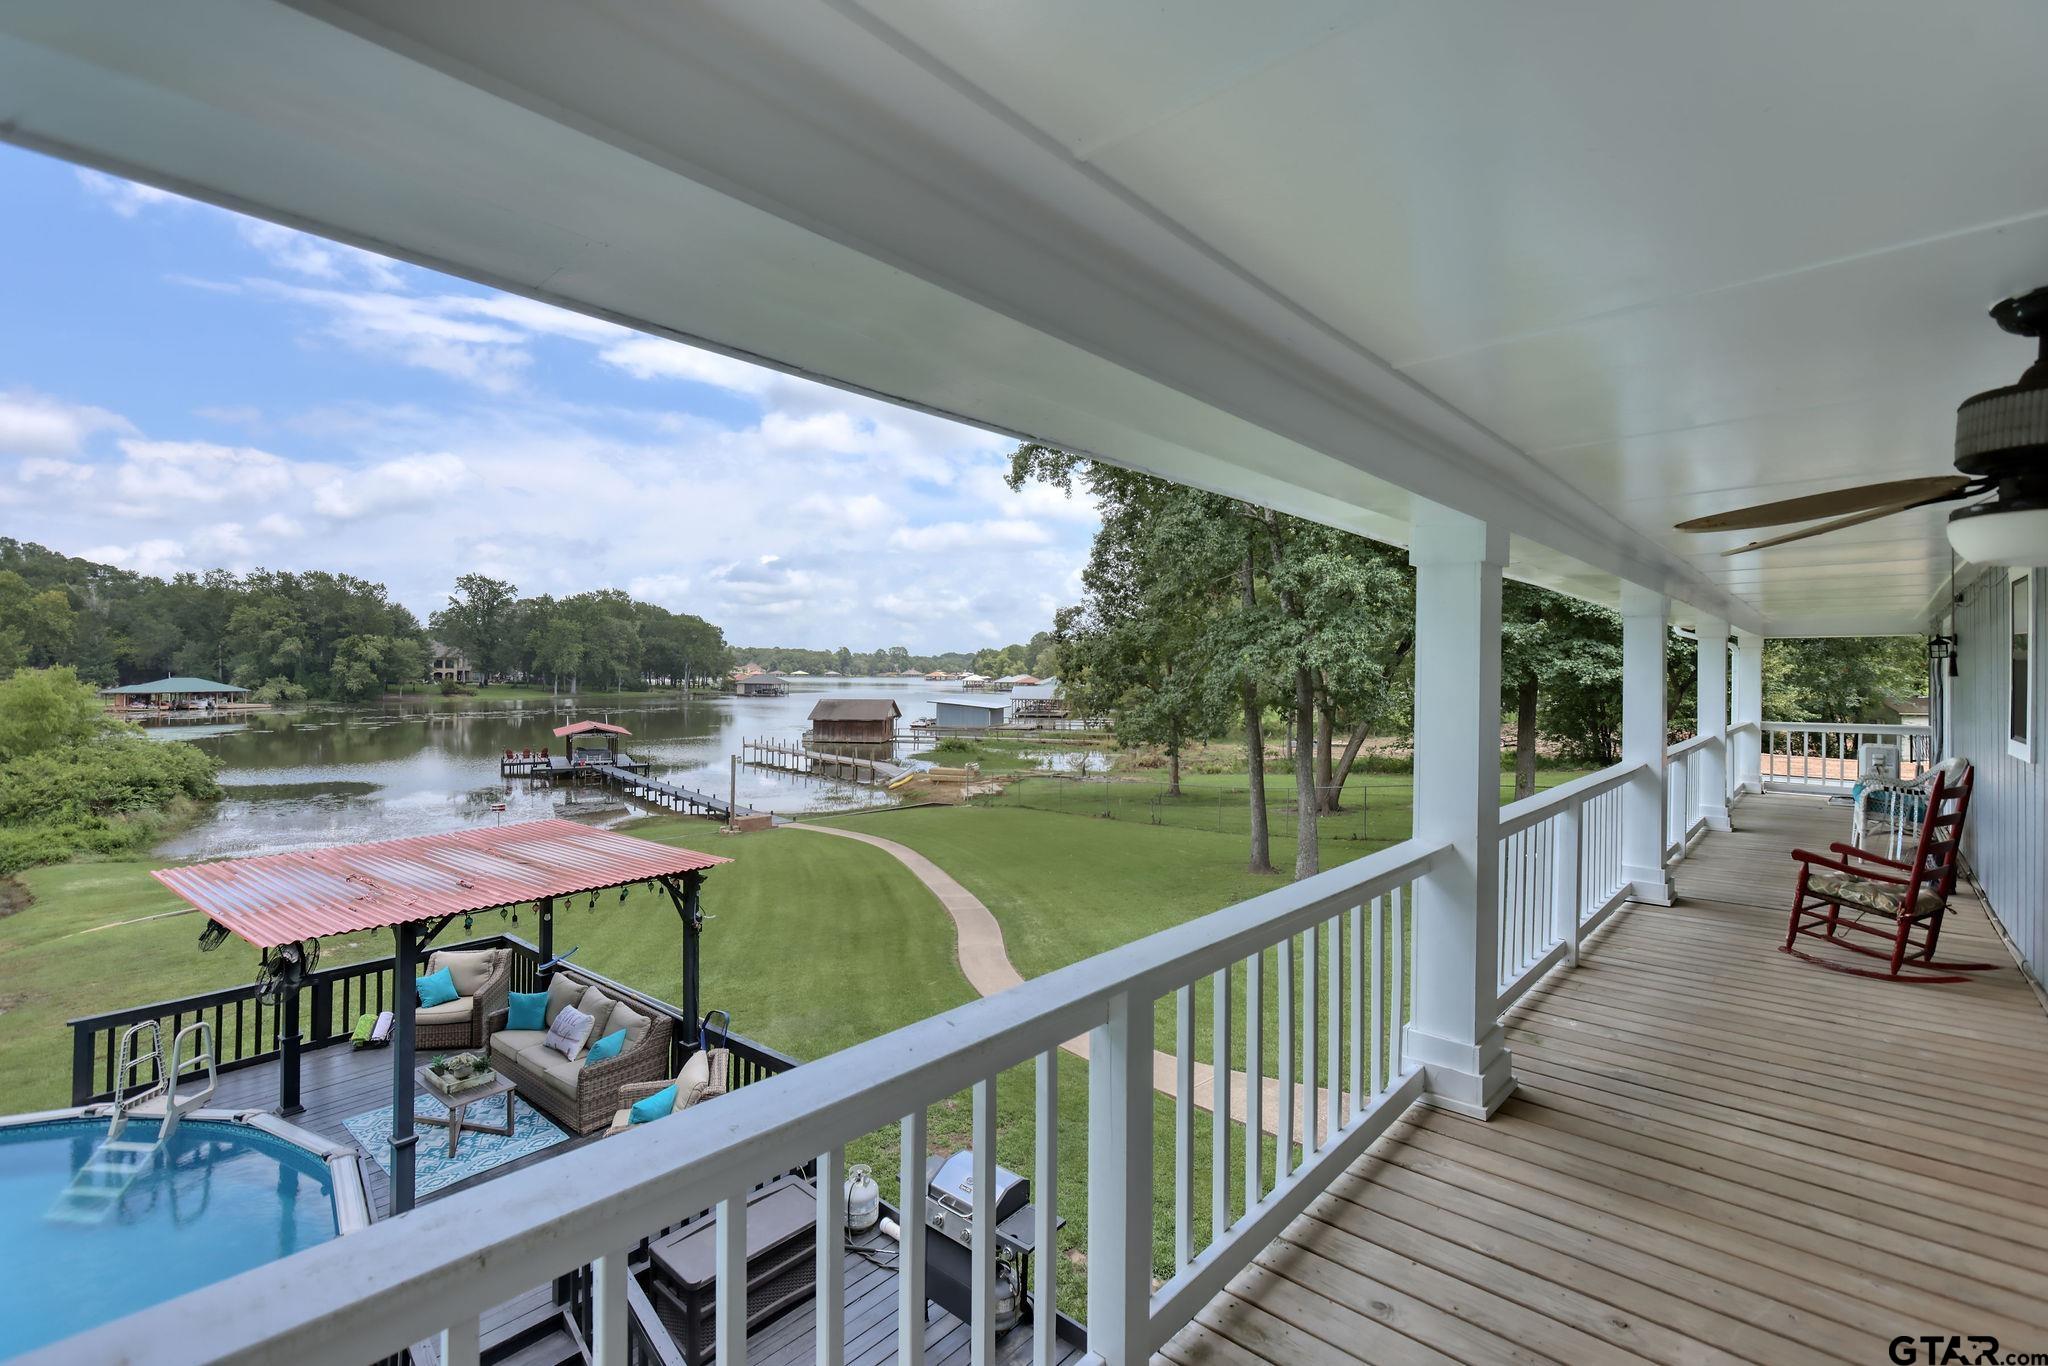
[487,969,673,1134]
[414,946,511,1050]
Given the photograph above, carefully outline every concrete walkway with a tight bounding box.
[789,822,1338,1139]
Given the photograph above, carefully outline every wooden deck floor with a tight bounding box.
[1161,793,2048,1365]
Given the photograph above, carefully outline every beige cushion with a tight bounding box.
[1809,872,1942,917]
[606,998,651,1053]
[488,1029,547,1070]
[415,996,473,1026]
[529,1048,586,1098]
[673,1049,714,1111]
[575,986,618,1045]
[428,948,501,998]
[543,974,583,1025]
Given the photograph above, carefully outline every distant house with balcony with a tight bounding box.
[427,642,474,685]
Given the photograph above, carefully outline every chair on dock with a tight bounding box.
[1782,765,1994,982]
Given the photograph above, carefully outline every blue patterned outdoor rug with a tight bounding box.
[344,1092,568,1196]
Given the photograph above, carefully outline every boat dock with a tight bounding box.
[742,736,912,787]
[502,749,769,825]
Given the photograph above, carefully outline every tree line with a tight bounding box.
[0,542,736,701]
[733,635,1060,679]
[1010,445,1927,882]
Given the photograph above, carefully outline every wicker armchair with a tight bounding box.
[414,947,511,1050]
[486,974,675,1134]
[604,1049,731,1136]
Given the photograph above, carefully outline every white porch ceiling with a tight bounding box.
[6,1,2045,635]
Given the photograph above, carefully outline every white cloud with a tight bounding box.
[888,518,1052,552]
[312,452,467,519]
[17,457,93,485]
[111,439,296,505]
[627,572,695,607]
[793,491,896,532]
[0,391,133,455]
[80,538,187,578]
[255,513,303,539]
[75,169,184,218]
[598,337,777,394]
[190,521,253,558]
[249,282,535,392]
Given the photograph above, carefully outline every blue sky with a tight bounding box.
[0,143,1098,651]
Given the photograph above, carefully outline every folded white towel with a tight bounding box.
[370,1010,394,1043]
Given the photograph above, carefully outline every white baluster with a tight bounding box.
[1325,913,1341,1139]
[1086,991,1154,1366]
[1552,802,1580,966]
[1276,938,1294,1178]
[816,1146,844,1366]
[1210,967,1231,1239]
[1243,953,1262,1212]
[593,1250,628,1366]
[716,1198,748,1366]
[1035,1051,1057,1366]
[1174,985,1193,1267]
[899,1110,927,1366]
[1301,921,1317,1159]
[438,1317,480,1366]
[1390,886,1405,1076]
[1369,897,1383,1097]
[972,1078,996,1366]
[1347,904,1363,1119]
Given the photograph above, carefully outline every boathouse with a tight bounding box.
[807,697,899,744]
[98,676,249,710]
[932,696,1009,729]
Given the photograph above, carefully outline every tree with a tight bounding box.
[0,667,124,762]
[1763,637,1924,722]
[431,575,519,680]
[0,571,76,671]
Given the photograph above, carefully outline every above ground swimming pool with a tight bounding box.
[0,1110,371,1358]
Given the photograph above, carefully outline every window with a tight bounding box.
[2013,568,2034,762]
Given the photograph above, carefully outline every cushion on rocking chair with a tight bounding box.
[1809,872,1942,917]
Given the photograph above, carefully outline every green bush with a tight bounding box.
[0,733,221,872]
[249,676,307,704]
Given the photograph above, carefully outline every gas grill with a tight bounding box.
[922,1150,1037,1334]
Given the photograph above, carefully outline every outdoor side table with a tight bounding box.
[414,1065,517,1158]
[643,1173,818,1366]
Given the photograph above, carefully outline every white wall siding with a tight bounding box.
[1948,566,2048,981]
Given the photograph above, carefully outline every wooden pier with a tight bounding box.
[501,751,768,824]
[742,736,911,787]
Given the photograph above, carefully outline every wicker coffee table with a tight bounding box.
[415,1064,517,1157]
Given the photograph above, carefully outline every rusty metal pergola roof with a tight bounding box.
[152,819,727,949]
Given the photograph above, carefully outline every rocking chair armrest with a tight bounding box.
[1828,841,1910,870]
[1789,848,1909,883]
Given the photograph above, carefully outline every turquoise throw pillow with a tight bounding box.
[586,1029,626,1064]
[507,990,547,1031]
[416,968,459,1009]
[629,1084,678,1125]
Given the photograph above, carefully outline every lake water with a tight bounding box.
[153,678,968,860]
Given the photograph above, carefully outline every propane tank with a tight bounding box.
[992,1260,1022,1334]
[844,1163,880,1234]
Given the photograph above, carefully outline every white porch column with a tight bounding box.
[1731,629,1764,794]
[1621,584,1675,905]
[1404,504,1514,1119]
[1694,615,1732,831]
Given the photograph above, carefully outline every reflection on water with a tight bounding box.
[155,679,966,860]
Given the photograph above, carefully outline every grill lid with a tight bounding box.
[928,1150,1027,1212]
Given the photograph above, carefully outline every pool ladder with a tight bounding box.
[48,1021,217,1225]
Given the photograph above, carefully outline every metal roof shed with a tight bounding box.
[152,819,730,1213]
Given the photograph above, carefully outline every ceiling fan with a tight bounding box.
[1677,286,2048,566]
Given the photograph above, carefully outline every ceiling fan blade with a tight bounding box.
[1677,474,1971,532]
[1719,501,1926,556]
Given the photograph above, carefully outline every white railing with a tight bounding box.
[1494,762,1639,1012]
[47,839,1443,1366]
[1663,734,1721,863]
[1760,722,1933,794]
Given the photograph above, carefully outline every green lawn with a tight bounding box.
[0,761,1580,1317]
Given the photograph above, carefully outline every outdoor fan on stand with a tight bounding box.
[1677,287,2048,566]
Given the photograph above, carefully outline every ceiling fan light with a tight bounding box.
[1947,503,2048,567]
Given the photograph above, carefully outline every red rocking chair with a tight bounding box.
[1782,765,1994,983]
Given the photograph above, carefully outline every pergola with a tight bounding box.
[152,819,729,1213]
[554,719,631,767]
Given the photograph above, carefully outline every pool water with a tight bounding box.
[0,1118,340,1357]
